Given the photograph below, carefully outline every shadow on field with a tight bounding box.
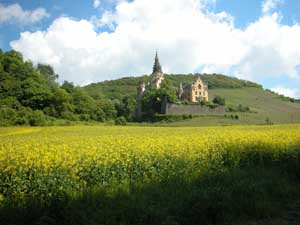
[1,154,300,225]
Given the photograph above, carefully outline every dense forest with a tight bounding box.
[0,49,137,126]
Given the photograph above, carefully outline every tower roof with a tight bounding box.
[152,51,163,74]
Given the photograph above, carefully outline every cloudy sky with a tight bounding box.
[1,0,300,98]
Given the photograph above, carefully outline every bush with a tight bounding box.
[79,114,91,121]
[224,114,239,120]
[0,97,21,109]
[265,117,273,125]
[61,111,79,121]
[227,104,251,113]
[115,116,127,125]
[0,107,17,126]
[213,96,225,106]
[15,108,30,125]
[28,110,47,126]
[150,114,195,123]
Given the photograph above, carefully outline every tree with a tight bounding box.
[62,81,75,93]
[142,88,177,116]
[48,87,73,117]
[115,116,127,125]
[20,77,53,110]
[0,107,16,126]
[71,88,96,116]
[102,100,117,120]
[213,96,225,105]
[37,64,58,84]
[115,96,136,121]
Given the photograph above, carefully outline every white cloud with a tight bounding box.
[10,0,300,87]
[271,85,298,98]
[91,11,116,29]
[233,13,300,82]
[0,3,50,25]
[93,0,101,8]
[262,0,283,14]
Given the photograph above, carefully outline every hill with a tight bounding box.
[84,73,262,100]
[84,74,300,125]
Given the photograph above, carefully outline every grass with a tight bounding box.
[210,87,300,124]
[166,87,300,126]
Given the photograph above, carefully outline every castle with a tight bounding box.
[178,77,209,102]
[136,52,209,117]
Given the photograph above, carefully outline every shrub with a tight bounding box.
[79,114,91,121]
[0,107,17,126]
[227,104,251,113]
[61,111,79,121]
[28,110,47,126]
[115,116,127,125]
[15,107,33,125]
[213,96,225,106]
[265,117,273,125]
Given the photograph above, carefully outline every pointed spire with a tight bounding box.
[152,50,163,74]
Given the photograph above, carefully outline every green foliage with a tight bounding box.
[15,107,33,125]
[213,95,226,105]
[115,96,136,121]
[20,77,53,110]
[0,49,121,126]
[61,80,75,93]
[142,88,177,116]
[28,110,47,126]
[72,88,95,115]
[0,107,17,126]
[152,114,194,123]
[227,104,251,112]
[49,87,73,117]
[0,106,49,126]
[115,116,127,125]
[224,114,239,120]
[37,64,58,84]
[265,117,274,125]
[0,96,21,109]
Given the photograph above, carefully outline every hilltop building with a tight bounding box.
[136,52,165,118]
[136,52,209,118]
[178,77,209,102]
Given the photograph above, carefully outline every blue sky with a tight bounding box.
[2,0,300,50]
[1,0,300,98]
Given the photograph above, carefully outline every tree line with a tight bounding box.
[0,49,136,126]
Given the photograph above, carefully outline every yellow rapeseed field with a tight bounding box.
[0,125,300,203]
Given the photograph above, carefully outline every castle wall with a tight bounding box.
[164,103,225,115]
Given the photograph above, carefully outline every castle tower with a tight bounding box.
[153,51,163,74]
[150,51,164,89]
[136,51,165,119]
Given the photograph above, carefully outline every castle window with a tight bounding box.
[198,84,202,89]
[195,91,197,95]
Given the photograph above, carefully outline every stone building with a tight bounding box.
[136,52,209,118]
[136,52,165,118]
[178,77,209,102]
